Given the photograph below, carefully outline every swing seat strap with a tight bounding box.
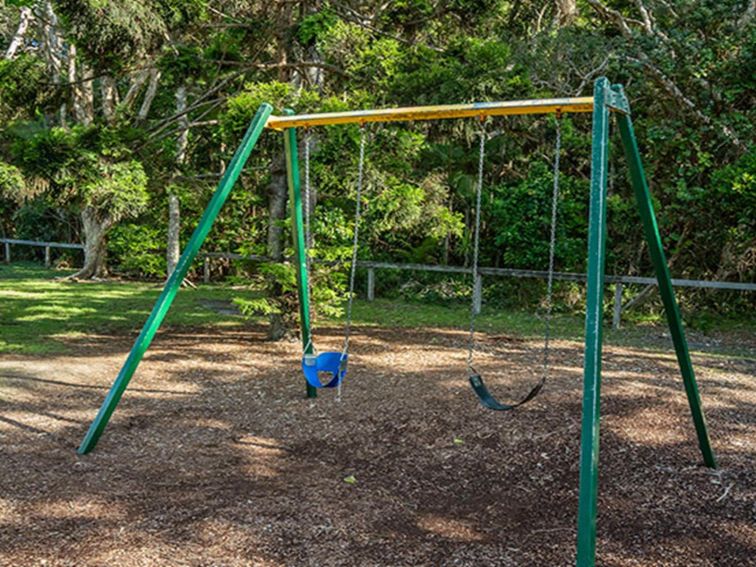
[302,352,348,389]
[469,372,544,412]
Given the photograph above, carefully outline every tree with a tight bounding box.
[75,159,149,278]
[0,0,752,324]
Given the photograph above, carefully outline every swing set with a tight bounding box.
[75,78,717,567]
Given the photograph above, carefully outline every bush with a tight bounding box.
[108,223,165,277]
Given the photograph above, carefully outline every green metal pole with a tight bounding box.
[576,77,611,567]
[77,103,273,454]
[615,91,716,469]
[283,110,317,399]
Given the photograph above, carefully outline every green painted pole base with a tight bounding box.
[77,103,273,454]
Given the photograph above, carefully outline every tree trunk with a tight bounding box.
[167,85,188,277]
[5,6,33,60]
[123,69,149,110]
[267,153,289,340]
[100,75,118,123]
[166,194,180,276]
[80,61,95,124]
[70,207,109,279]
[555,0,577,26]
[68,45,83,122]
[267,154,288,261]
[40,1,68,124]
[138,68,161,121]
[68,43,94,126]
[42,2,63,78]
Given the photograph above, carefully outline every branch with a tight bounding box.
[5,6,34,60]
[137,68,161,121]
[189,120,219,127]
[213,59,351,78]
[625,56,699,114]
[122,69,150,109]
[586,0,644,39]
[138,97,225,152]
[632,0,669,42]
[573,55,610,96]
[330,1,444,52]
[739,0,756,29]
[145,71,243,136]
[589,0,744,149]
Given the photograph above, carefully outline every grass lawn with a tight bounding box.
[1,262,753,358]
[0,263,249,355]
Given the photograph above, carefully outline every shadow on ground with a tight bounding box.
[1,325,754,566]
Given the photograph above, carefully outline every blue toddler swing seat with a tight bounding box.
[302,351,348,389]
[298,126,366,391]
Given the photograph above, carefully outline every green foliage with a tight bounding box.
[10,126,80,186]
[0,0,753,319]
[81,159,149,223]
[222,81,323,137]
[55,0,168,70]
[491,161,587,271]
[234,255,348,330]
[9,198,62,243]
[297,9,338,45]
[158,44,205,83]
[233,262,300,330]
[8,125,148,221]
[0,55,47,121]
[108,223,164,277]
[0,161,24,202]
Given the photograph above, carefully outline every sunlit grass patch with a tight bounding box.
[0,263,247,355]
[1,262,752,359]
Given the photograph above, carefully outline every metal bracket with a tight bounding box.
[606,85,630,115]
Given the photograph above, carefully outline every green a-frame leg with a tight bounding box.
[77,103,273,454]
[575,78,717,566]
[283,110,317,399]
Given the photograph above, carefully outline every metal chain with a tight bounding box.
[303,132,314,354]
[542,118,561,381]
[466,128,486,375]
[341,126,366,356]
[304,131,313,252]
[339,125,367,399]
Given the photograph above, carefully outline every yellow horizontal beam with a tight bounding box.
[265,97,594,129]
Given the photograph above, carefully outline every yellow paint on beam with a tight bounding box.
[265,97,594,129]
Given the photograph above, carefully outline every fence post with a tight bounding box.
[203,255,210,283]
[367,267,375,301]
[44,246,51,268]
[612,282,623,330]
[473,273,483,314]
[4,242,9,264]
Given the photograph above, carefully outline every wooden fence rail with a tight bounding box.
[3,239,752,330]
[1,238,84,268]
[204,254,755,329]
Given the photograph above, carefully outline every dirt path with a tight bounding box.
[1,326,754,566]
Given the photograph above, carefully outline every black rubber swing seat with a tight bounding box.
[469,373,544,411]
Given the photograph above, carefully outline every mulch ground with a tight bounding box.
[1,325,754,566]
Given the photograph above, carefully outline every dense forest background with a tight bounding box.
[0,0,753,335]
